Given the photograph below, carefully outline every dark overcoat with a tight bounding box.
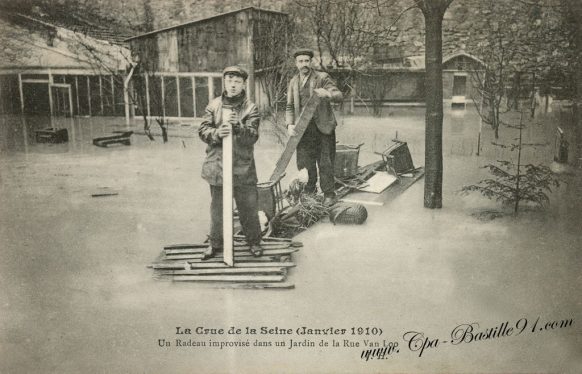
[198,93,260,186]
[285,70,343,134]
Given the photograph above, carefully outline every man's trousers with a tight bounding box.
[209,184,261,248]
[296,121,336,195]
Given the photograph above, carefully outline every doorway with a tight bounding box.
[22,82,50,115]
[452,74,467,108]
[50,84,73,117]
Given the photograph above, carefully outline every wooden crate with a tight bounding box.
[335,144,362,178]
[381,140,415,175]
[257,174,286,221]
[35,128,68,143]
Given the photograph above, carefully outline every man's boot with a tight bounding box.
[249,243,263,257]
[201,245,219,260]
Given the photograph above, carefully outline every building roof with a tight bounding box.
[0,12,131,71]
[399,51,485,70]
[125,6,288,42]
[0,3,133,45]
[443,51,486,67]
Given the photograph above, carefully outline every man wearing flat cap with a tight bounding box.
[286,49,343,206]
[198,66,263,259]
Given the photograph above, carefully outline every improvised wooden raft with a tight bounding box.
[149,95,321,288]
[148,236,301,289]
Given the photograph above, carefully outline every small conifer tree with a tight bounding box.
[461,110,560,214]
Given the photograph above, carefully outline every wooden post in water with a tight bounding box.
[222,105,234,266]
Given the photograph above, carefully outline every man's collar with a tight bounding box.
[222,90,246,106]
[300,68,312,79]
[300,69,312,87]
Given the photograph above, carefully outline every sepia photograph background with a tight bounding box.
[0,0,581,373]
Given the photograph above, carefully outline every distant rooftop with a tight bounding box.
[126,6,288,42]
[0,4,133,45]
[0,12,130,71]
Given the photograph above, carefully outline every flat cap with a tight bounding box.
[293,49,314,58]
[223,66,248,80]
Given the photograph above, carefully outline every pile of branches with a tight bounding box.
[269,179,330,237]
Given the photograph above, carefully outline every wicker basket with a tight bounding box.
[329,203,368,225]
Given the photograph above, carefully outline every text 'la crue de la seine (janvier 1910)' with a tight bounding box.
[156,317,574,360]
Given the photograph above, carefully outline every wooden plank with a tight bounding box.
[151,262,296,270]
[234,235,294,243]
[91,192,119,197]
[92,131,133,147]
[210,282,295,289]
[187,255,286,264]
[164,242,297,251]
[358,172,398,193]
[340,167,424,206]
[164,243,210,250]
[378,167,424,203]
[164,248,298,261]
[164,244,293,255]
[156,267,286,276]
[222,106,234,266]
[172,275,285,282]
[158,255,281,264]
[166,282,296,289]
[269,95,321,182]
[150,262,191,270]
[163,238,300,251]
[339,198,385,206]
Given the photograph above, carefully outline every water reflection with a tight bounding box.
[0,103,572,167]
[0,115,137,156]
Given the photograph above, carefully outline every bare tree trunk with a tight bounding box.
[569,0,582,165]
[419,1,449,209]
[514,112,524,214]
[494,103,500,139]
[512,72,521,110]
[157,118,168,143]
[530,72,536,118]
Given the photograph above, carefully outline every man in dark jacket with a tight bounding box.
[198,66,263,259]
[286,49,343,206]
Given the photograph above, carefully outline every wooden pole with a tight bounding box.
[477,85,484,156]
[124,64,136,126]
[68,85,73,117]
[99,75,104,115]
[191,76,196,118]
[48,73,54,120]
[176,75,181,118]
[208,76,214,100]
[75,76,80,116]
[18,73,24,114]
[145,75,150,118]
[87,76,92,116]
[222,105,234,267]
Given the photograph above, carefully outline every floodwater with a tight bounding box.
[0,105,581,373]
